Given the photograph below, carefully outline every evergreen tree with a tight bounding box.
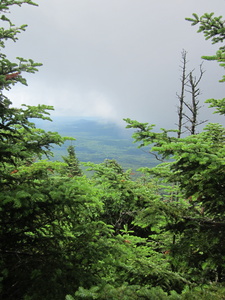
[62,145,82,177]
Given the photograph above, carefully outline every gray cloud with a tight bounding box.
[5,0,225,128]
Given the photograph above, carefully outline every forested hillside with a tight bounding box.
[1,1,225,300]
[36,117,158,170]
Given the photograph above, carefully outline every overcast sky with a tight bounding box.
[4,0,225,128]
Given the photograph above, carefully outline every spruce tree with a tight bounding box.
[62,145,82,177]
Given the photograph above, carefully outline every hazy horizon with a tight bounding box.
[5,0,225,128]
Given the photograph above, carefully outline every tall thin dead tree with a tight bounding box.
[176,50,189,138]
[183,63,207,135]
[176,50,207,137]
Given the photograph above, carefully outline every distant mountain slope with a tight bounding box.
[35,117,158,171]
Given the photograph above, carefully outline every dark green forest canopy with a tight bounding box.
[1,2,225,300]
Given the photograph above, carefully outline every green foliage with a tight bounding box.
[68,284,225,300]
[62,145,82,177]
[124,113,225,282]
[1,172,116,299]
[0,0,37,49]
[84,159,149,232]
[0,0,41,96]
[205,97,225,115]
[186,12,225,113]
[186,13,225,44]
[82,159,189,294]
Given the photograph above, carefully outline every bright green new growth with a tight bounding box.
[186,13,225,44]
[186,12,225,114]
